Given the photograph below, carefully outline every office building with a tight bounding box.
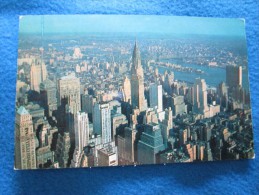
[226,65,242,88]
[15,106,36,169]
[124,126,137,163]
[97,142,118,167]
[179,129,188,146]
[149,82,163,112]
[217,82,229,109]
[122,76,131,103]
[163,71,174,95]
[40,78,57,117]
[130,41,147,112]
[80,144,95,167]
[74,112,90,153]
[117,135,126,164]
[144,108,159,124]
[205,142,213,161]
[160,107,173,147]
[36,119,57,168]
[93,103,112,144]
[197,143,205,161]
[137,123,165,164]
[185,143,197,162]
[55,132,71,168]
[30,59,47,92]
[58,73,81,115]
[111,113,128,141]
[193,78,210,117]
[81,93,97,118]
[171,95,187,116]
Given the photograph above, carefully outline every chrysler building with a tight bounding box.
[130,41,147,112]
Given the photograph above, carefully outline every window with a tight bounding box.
[25,128,29,135]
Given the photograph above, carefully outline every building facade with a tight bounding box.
[193,78,209,116]
[123,76,131,103]
[137,123,165,164]
[93,103,112,144]
[15,106,36,169]
[149,83,163,112]
[226,65,242,88]
[74,112,90,152]
[30,59,47,92]
[40,78,57,117]
[58,73,81,115]
[130,41,147,112]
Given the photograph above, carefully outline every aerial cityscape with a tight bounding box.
[15,15,254,169]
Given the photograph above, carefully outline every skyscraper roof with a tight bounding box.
[133,41,139,56]
[132,41,141,68]
[60,72,76,80]
[40,78,55,89]
[17,106,29,115]
[131,40,144,78]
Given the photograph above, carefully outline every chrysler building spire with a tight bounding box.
[131,41,144,78]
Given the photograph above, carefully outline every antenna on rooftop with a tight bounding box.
[40,15,44,64]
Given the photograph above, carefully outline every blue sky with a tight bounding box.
[19,15,246,36]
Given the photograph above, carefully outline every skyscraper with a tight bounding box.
[193,78,209,116]
[55,132,71,168]
[226,65,242,88]
[217,82,229,110]
[171,95,187,116]
[36,119,57,168]
[30,59,47,92]
[160,107,173,147]
[111,113,128,141]
[40,78,57,117]
[143,108,159,124]
[71,112,90,168]
[124,126,137,163]
[81,93,97,118]
[149,82,163,112]
[218,82,228,97]
[93,103,112,144]
[130,41,147,112]
[163,71,174,95]
[137,123,165,164]
[58,73,81,115]
[204,142,213,161]
[15,106,36,169]
[122,76,131,103]
[74,112,90,153]
[179,129,188,146]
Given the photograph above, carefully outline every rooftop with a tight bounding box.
[17,106,29,115]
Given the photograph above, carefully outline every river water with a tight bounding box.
[158,63,250,91]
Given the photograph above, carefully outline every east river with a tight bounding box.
[158,63,250,91]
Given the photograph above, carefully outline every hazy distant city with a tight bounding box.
[15,16,254,169]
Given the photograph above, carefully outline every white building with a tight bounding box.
[75,112,90,152]
[193,78,210,117]
[149,83,163,112]
[93,103,112,144]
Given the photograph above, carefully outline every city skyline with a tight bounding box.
[15,15,254,170]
